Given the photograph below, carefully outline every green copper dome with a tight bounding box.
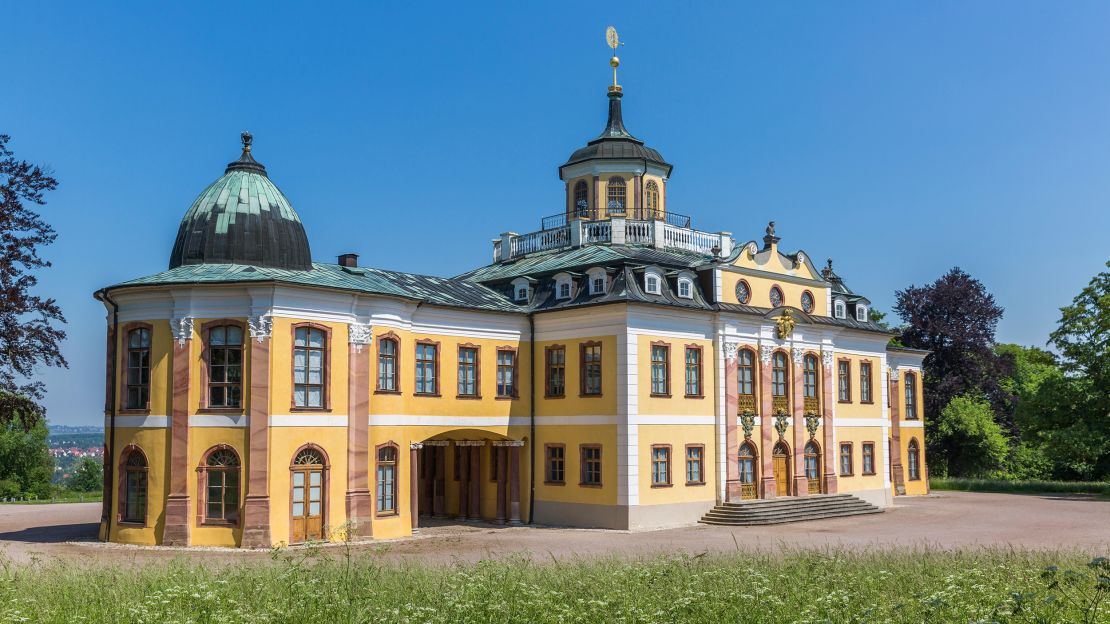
[168,133,312,271]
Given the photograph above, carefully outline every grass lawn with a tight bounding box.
[0,491,101,504]
[933,477,1110,497]
[0,548,1106,623]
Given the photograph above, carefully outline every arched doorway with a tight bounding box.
[738,441,758,500]
[290,446,327,543]
[804,441,823,494]
[772,441,791,497]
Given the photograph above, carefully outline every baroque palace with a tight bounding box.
[97,41,927,547]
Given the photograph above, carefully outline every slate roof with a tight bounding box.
[521,266,712,313]
[560,91,672,176]
[456,244,714,283]
[106,263,523,313]
[715,303,895,335]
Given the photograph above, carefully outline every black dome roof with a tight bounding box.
[560,90,672,175]
[168,133,313,271]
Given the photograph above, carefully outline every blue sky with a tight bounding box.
[5,2,1109,425]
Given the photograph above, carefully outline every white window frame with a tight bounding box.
[644,268,664,295]
[676,273,695,300]
[834,300,846,319]
[511,278,531,303]
[554,273,573,301]
[587,268,607,295]
[855,305,867,322]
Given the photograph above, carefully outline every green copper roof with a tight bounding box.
[168,135,313,270]
[108,263,522,313]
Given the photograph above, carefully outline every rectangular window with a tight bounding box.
[209,325,244,408]
[293,326,325,408]
[685,445,704,485]
[862,443,875,475]
[545,346,566,397]
[651,445,671,486]
[905,374,918,419]
[377,337,397,391]
[415,342,438,395]
[457,346,478,397]
[738,349,754,396]
[376,446,397,513]
[840,443,853,476]
[125,327,151,410]
[684,347,702,397]
[545,445,565,484]
[591,276,605,294]
[838,360,851,403]
[860,362,873,403]
[650,344,669,396]
[581,343,602,396]
[580,445,602,486]
[496,349,516,398]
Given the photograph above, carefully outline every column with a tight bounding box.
[409,443,422,530]
[163,317,193,547]
[591,175,600,218]
[758,345,776,499]
[458,443,470,519]
[821,349,838,494]
[468,445,481,520]
[433,444,446,517]
[420,447,433,515]
[633,172,643,217]
[495,444,508,524]
[889,370,906,495]
[345,322,373,538]
[723,343,740,502]
[242,315,273,547]
[508,441,523,524]
[791,348,809,496]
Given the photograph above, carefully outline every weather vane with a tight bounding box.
[606,26,624,92]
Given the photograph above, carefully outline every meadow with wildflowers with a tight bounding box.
[0,548,1106,623]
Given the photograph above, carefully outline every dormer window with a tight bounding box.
[511,278,531,302]
[645,275,661,295]
[855,305,868,322]
[834,300,846,319]
[559,282,571,299]
[678,279,692,299]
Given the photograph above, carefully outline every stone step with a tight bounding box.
[698,494,882,526]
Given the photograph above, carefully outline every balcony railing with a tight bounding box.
[494,217,733,262]
[541,208,692,231]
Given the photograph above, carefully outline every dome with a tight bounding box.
[560,90,672,175]
[168,133,313,271]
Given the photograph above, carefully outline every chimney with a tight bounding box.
[338,253,359,268]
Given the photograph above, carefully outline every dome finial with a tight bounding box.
[225,131,267,176]
[605,26,624,93]
[241,131,253,153]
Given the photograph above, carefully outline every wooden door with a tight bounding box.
[291,467,324,543]
[772,444,790,497]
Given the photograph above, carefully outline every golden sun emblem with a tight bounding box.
[774,309,797,339]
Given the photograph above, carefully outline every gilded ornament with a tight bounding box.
[740,411,756,439]
[774,308,796,339]
[773,411,789,439]
[804,413,821,440]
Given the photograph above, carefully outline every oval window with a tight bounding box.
[801,291,814,313]
[735,280,751,304]
[769,286,784,307]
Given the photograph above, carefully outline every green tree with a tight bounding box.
[0,419,52,498]
[67,456,103,492]
[934,395,1010,477]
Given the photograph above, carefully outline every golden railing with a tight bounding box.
[804,396,820,413]
[772,396,790,413]
[808,479,822,495]
[737,394,756,413]
[741,483,758,499]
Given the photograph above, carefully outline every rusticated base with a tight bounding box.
[759,476,777,499]
[793,476,810,496]
[823,474,839,494]
[162,494,191,546]
[892,462,906,495]
[241,495,272,548]
[345,489,374,538]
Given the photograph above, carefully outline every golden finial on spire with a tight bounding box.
[605,26,624,92]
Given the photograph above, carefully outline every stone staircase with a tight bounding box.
[699,494,882,526]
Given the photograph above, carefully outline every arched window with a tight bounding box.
[738,441,757,500]
[606,177,626,214]
[120,447,147,524]
[200,447,240,524]
[769,286,784,308]
[803,354,818,399]
[804,441,822,494]
[904,372,918,419]
[377,335,398,392]
[573,180,589,216]
[856,304,868,322]
[294,326,328,408]
[376,444,398,514]
[738,349,755,396]
[772,352,788,397]
[207,325,243,408]
[801,291,815,314]
[125,327,151,410]
[834,300,846,319]
[645,180,660,215]
[907,439,921,480]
